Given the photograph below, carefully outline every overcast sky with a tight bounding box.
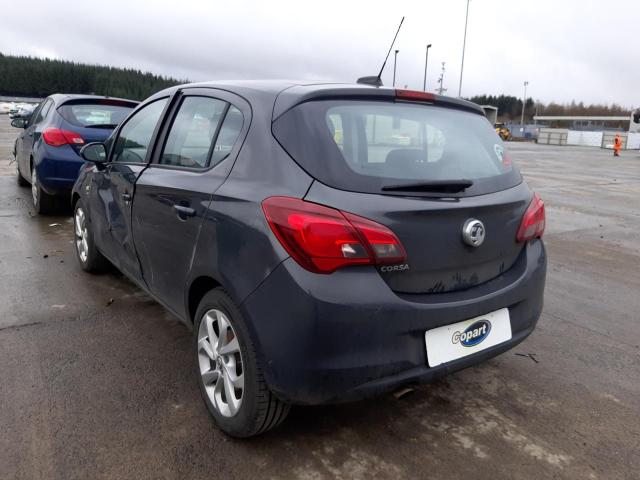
[1,0,635,106]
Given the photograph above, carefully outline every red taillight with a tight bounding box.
[262,196,407,274]
[341,213,406,264]
[516,193,545,243]
[42,128,85,147]
[395,89,435,102]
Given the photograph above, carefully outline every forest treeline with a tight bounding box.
[1,53,632,117]
[469,94,631,121]
[0,53,183,100]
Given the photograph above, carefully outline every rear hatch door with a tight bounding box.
[273,90,529,293]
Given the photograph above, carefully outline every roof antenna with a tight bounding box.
[357,17,405,87]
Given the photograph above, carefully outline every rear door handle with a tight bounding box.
[173,204,195,218]
[122,192,131,204]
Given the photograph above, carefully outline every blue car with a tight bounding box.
[12,94,138,213]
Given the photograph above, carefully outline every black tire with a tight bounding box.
[73,199,108,272]
[16,160,29,187]
[194,289,290,437]
[31,165,56,214]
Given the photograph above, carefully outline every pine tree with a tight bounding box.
[0,53,183,100]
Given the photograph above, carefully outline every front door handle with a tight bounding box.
[173,204,195,218]
[122,192,131,205]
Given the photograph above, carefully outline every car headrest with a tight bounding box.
[385,148,425,166]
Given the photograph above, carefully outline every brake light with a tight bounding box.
[262,196,407,274]
[42,128,85,147]
[97,99,135,107]
[516,193,545,242]
[395,89,435,102]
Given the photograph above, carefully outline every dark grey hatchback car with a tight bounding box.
[72,81,546,437]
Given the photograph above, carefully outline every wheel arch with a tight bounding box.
[187,275,223,324]
[71,192,81,210]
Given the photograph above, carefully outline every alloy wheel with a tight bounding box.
[31,167,38,206]
[197,309,244,417]
[74,207,89,263]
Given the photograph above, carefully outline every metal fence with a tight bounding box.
[537,128,568,145]
[567,131,604,148]
[535,128,636,149]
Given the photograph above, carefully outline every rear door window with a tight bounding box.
[210,106,243,166]
[157,98,244,169]
[37,100,53,123]
[274,100,520,197]
[159,96,227,169]
[31,99,52,125]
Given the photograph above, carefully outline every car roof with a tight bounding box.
[148,80,485,118]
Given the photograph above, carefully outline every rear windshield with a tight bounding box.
[272,100,521,196]
[58,101,136,128]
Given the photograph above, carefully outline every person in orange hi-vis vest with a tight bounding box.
[613,134,622,156]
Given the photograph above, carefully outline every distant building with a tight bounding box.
[533,115,629,132]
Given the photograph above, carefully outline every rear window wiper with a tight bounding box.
[381,179,474,193]
[84,123,119,129]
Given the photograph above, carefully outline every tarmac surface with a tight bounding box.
[0,113,639,479]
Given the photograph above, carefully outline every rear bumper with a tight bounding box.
[241,240,546,405]
[34,145,84,195]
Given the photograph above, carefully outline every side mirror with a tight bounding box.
[80,142,107,163]
[11,118,27,129]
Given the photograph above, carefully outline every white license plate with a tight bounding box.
[425,308,512,367]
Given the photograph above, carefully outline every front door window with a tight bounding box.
[112,98,168,164]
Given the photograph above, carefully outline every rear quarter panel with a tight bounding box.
[183,88,314,320]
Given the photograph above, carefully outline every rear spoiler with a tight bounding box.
[59,98,139,108]
[273,85,485,120]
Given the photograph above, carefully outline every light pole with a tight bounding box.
[520,81,529,127]
[393,50,399,87]
[423,44,432,91]
[458,0,471,97]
